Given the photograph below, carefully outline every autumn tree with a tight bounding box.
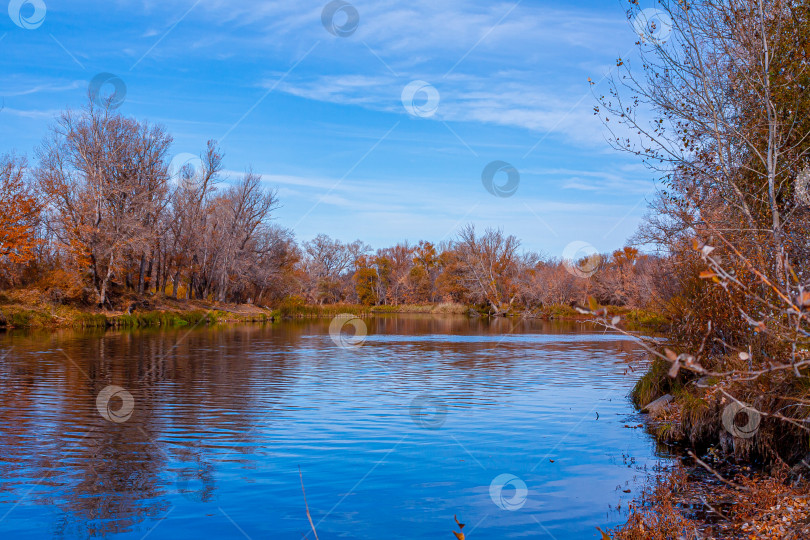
[161,141,222,299]
[237,225,299,304]
[452,225,523,314]
[377,243,413,305]
[194,171,280,301]
[0,155,41,270]
[37,104,173,306]
[301,234,369,303]
[408,241,440,303]
[524,260,582,306]
[596,0,810,463]
[434,246,468,303]
[353,255,379,305]
[600,0,810,286]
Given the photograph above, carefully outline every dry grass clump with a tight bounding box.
[431,302,468,314]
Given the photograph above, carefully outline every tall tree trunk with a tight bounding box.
[172,270,181,299]
[145,257,154,293]
[137,254,146,294]
[187,273,194,299]
[98,253,115,307]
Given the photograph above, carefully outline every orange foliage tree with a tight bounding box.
[0,155,41,266]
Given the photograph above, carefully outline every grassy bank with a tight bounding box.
[276,300,668,331]
[275,300,469,318]
[630,355,809,464]
[0,305,275,330]
[0,287,670,335]
[527,304,668,331]
[0,289,276,330]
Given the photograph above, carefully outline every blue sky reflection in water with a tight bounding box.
[0,317,672,539]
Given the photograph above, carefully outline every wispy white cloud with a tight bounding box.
[522,167,655,193]
[169,0,626,58]
[132,0,632,146]
[270,73,610,145]
[1,107,66,119]
[0,79,84,98]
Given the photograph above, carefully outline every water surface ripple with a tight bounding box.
[0,316,669,539]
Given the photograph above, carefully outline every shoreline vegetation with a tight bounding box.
[0,289,668,332]
[588,0,810,537]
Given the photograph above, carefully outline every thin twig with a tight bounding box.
[688,451,748,491]
[299,465,319,540]
[700,495,729,520]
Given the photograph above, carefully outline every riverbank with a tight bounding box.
[608,354,810,538]
[0,289,669,331]
[275,296,668,328]
[612,457,810,538]
[0,289,276,329]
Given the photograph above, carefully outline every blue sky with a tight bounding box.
[0,0,661,257]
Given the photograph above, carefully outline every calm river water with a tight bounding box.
[0,315,670,539]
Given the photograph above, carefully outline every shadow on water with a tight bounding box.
[0,315,671,539]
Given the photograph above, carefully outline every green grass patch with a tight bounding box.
[631,357,684,408]
[108,310,214,328]
[538,304,582,319]
[76,313,108,328]
[622,309,669,332]
[0,307,55,328]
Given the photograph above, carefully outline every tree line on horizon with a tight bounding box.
[0,104,665,313]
